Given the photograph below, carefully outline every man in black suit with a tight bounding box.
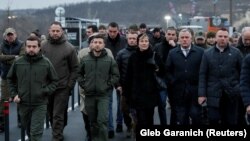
[166,29,204,125]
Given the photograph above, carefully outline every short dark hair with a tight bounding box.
[31,29,41,38]
[92,34,105,42]
[50,21,62,27]
[218,27,228,32]
[98,25,107,30]
[139,23,147,29]
[25,36,41,47]
[108,22,119,29]
[206,31,216,38]
[128,24,139,34]
[166,26,177,32]
[153,27,161,33]
[87,25,98,33]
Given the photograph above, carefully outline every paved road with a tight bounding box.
[0,85,169,141]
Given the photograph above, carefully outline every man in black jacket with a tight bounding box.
[237,27,250,56]
[105,22,127,138]
[0,27,24,132]
[199,28,243,125]
[240,54,250,124]
[237,27,250,125]
[154,26,177,125]
[116,31,138,137]
[166,29,204,125]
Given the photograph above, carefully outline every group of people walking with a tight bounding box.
[0,21,78,141]
[0,20,250,141]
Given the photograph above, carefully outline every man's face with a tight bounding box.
[195,38,206,46]
[86,28,94,37]
[139,28,146,34]
[165,30,177,41]
[49,24,63,40]
[153,31,161,38]
[216,30,229,48]
[5,33,17,43]
[126,33,138,46]
[178,31,192,48]
[99,29,107,35]
[92,38,105,52]
[108,26,119,39]
[231,37,239,47]
[242,31,250,47]
[25,40,40,56]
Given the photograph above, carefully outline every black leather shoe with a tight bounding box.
[85,135,91,141]
[0,127,4,133]
[108,130,114,138]
[116,124,123,133]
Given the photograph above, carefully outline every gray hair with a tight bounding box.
[178,28,192,38]
[241,27,250,34]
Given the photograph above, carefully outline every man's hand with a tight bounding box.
[116,86,122,95]
[8,97,13,102]
[13,95,21,103]
[198,96,206,105]
[169,40,176,47]
[246,105,250,114]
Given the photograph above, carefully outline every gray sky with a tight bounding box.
[0,0,114,10]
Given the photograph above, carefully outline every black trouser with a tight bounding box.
[121,96,132,129]
[136,107,155,127]
[208,92,239,125]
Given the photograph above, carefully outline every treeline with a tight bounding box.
[0,0,249,41]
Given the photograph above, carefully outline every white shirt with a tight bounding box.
[181,46,191,56]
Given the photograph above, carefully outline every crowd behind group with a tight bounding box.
[0,21,250,141]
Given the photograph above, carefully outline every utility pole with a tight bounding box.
[7,6,10,26]
[213,3,216,16]
[212,0,218,16]
[229,0,233,26]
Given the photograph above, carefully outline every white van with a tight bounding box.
[178,25,203,35]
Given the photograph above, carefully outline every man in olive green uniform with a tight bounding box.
[7,36,58,141]
[78,34,120,141]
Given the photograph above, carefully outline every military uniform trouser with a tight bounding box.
[19,104,47,141]
[47,88,69,141]
[85,95,109,141]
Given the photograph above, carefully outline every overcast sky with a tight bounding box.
[0,0,114,10]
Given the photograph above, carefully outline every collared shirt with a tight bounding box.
[181,46,191,56]
[216,45,225,52]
